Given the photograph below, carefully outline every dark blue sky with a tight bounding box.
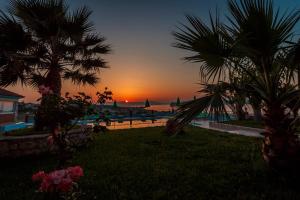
[2,0,300,102]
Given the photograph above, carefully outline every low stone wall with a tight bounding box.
[209,122,264,133]
[0,129,93,158]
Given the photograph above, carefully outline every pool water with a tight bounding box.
[1,111,237,133]
[0,122,28,132]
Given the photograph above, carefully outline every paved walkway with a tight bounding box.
[191,120,263,138]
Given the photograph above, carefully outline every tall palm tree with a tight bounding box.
[0,0,111,95]
[172,0,300,171]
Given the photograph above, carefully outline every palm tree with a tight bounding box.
[145,99,150,108]
[0,0,111,94]
[113,100,118,108]
[167,83,231,133]
[176,97,181,106]
[172,0,300,171]
[0,0,111,130]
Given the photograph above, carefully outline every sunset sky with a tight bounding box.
[2,0,300,103]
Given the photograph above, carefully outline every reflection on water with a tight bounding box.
[102,118,168,130]
[116,104,173,112]
[145,105,173,112]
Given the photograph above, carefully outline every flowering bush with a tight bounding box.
[35,91,96,167]
[35,87,113,167]
[32,166,83,196]
[38,85,53,96]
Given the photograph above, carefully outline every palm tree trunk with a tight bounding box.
[235,103,245,120]
[46,67,62,96]
[253,105,262,122]
[34,67,62,130]
[44,68,69,168]
[262,104,300,172]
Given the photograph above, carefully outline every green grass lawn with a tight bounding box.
[1,126,299,200]
[224,120,264,129]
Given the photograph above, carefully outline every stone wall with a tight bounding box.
[0,129,93,158]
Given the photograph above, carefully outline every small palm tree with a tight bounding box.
[167,83,231,133]
[172,0,300,171]
[113,100,118,108]
[145,99,150,108]
[176,97,181,106]
[0,0,111,94]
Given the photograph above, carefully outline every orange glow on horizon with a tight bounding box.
[6,56,201,103]
[7,79,200,103]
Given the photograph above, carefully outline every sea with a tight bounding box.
[108,102,174,112]
[106,101,255,114]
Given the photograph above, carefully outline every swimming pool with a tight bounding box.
[0,122,29,132]
[0,112,237,133]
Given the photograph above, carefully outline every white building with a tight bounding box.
[0,88,24,124]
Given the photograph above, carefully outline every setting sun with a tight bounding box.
[125,100,129,103]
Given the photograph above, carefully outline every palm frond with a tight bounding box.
[0,11,31,51]
[81,34,106,46]
[167,83,230,134]
[28,73,46,88]
[173,14,233,82]
[0,60,31,86]
[63,70,99,85]
[227,0,300,70]
[0,11,33,86]
[10,0,67,38]
[65,6,94,42]
[74,58,109,72]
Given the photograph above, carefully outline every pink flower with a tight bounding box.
[67,166,83,181]
[32,166,83,194]
[58,177,73,192]
[47,136,54,146]
[39,175,53,192]
[32,171,46,182]
[49,169,67,184]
